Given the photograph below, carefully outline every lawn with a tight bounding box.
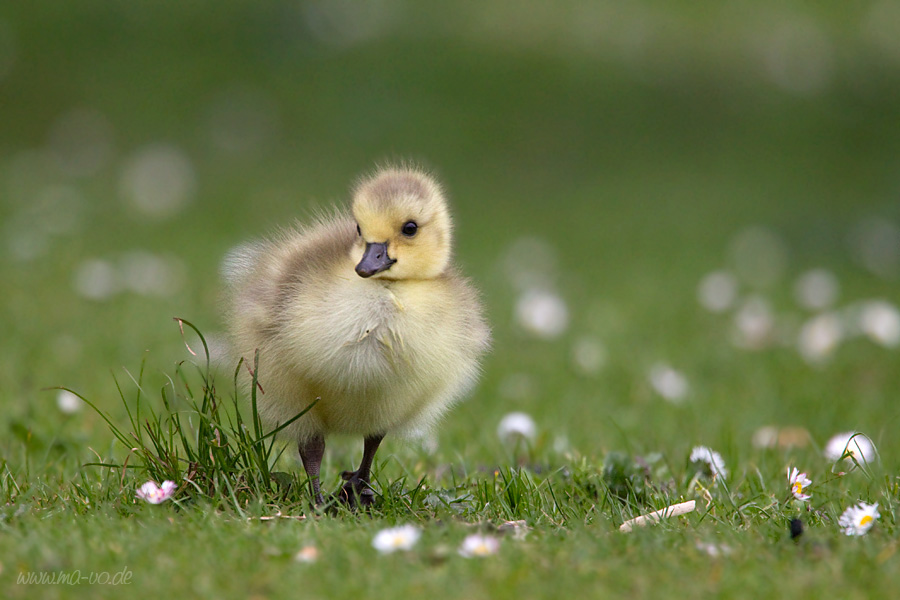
[2,2,900,598]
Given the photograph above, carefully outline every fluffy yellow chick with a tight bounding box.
[223,165,490,506]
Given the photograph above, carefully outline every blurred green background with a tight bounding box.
[2,1,900,468]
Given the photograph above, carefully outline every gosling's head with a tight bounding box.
[351,167,453,281]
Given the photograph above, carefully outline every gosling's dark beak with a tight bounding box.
[355,242,396,278]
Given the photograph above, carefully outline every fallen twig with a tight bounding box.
[619,500,696,533]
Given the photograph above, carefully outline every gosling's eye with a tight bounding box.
[401,221,418,237]
[356,224,361,236]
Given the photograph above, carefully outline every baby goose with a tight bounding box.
[223,165,490,506]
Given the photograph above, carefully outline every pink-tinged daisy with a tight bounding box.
[787,467,812,501]
[135,480,177,504]
[838,502,880,536]
[371,525,421,554]
[458,534,500,558]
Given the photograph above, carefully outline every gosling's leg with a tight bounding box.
[299,434,326,505]
[338,434,384,507]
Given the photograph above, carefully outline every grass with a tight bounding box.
[3,1,900,598]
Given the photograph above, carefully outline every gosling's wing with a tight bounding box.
[444,268,492,354]
[223,214,357,348]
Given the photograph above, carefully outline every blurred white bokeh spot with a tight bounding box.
[56,390,82,414]
[73,258,121,301]
[861,1,900,65]
[118,251,186,297]
[731,295,775,349]
[858,300,900,348]
[793,268,839,311]
[797,312,843,364]
[570,336,607,375]
[515,288,569,339]
[848,217,900,279]
[752,425,811,449]
[757,14,833,95]
[648,363,689,403]
[697,270,739,313]
[497,412,537,444]
[120,143,196,219]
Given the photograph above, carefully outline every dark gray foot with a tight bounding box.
[336,470,376,507]
[333,434,384,509]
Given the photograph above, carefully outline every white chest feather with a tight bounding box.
[282,276,411,389]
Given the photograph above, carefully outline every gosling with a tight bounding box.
[223,165,490,506]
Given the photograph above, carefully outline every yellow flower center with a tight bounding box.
[792,482,803,494]
[860,515,873,527]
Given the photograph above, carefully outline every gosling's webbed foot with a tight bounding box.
[336,470,377,508]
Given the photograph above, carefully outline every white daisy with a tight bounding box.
[458,534,500,558]
[135,480,177,504]
[838,502,880,536]
[689,446,728,482]
[823,432,876,463]
[497,412,537,444]
[371,525,421,554]
[787,467,812,501]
